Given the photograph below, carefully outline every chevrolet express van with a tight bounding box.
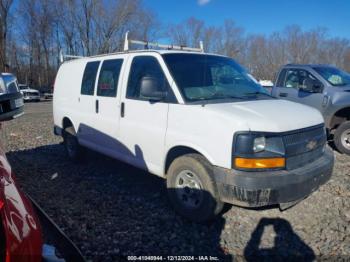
[53,41,334,221]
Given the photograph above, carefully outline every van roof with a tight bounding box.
[62,49,225,64]
[91,49,209,57]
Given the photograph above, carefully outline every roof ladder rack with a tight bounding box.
[59,51,84,63]
[123,31,204,53]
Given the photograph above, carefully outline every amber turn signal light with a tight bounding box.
[235,157,285,169]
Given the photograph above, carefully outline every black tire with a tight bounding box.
[334,121,350,155]
[166,153,224,222]
[63,126,84,161]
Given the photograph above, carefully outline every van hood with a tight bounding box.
[204,99,324,132]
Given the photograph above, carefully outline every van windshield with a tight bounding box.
[313,66,350,86]
[3,74,16,86]
[162,53,270,102]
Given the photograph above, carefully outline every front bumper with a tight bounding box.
[23,94,40,101]
[214,146,334,207]
[0,92,24,121]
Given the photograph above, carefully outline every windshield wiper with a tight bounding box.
[211,94,247,100]
[209,91,246,100]
[243,91,273,97]
[193,94,246,101]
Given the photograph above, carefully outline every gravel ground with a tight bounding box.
[2,102,350,261]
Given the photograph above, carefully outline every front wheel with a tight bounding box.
[334,121,350,155]
[166,154,224,222]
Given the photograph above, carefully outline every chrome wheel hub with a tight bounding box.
[175,170,203,209]
[341,128,350,149]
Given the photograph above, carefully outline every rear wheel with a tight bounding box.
[63,126,84,161]
[166,154,224,222]
[334,121,350,155]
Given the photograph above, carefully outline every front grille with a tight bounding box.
[286,146,324,170]
[283,124,326,170]
[25,92,39,96]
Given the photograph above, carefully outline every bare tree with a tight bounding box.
[319,38,350,68]
[168,17,205,48]
[202,26,222,52]
[0,0,13,70]
[94,0,158,53]
[4,1,350,89]
[344,49,350,72]
[219,20,245,60]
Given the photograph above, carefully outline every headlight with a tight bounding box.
[233,133,285,170]
[253,136,265,152]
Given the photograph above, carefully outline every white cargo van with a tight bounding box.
[53,36,334,221]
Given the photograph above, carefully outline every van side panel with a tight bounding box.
[53,60,87,131]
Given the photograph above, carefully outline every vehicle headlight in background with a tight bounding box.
[233,133,285,170]
[0,78,6,94]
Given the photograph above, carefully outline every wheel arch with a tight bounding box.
[62,117,78,134]
[164,145,214,176]
[329,107,350,130]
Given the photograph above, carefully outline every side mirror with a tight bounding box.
[302,78,322,93]
[0,92,24,121]
[139,76,167,100]
[312,84,322,93]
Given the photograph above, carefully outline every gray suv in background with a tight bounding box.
[0,73,24,120]
[272,64,350,155]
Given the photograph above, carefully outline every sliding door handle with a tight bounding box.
[121,102,125,117]
[95,99,99,113]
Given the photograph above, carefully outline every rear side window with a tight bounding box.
[81,61,100,95]
[126,56,170,100]
[97,59,123,97]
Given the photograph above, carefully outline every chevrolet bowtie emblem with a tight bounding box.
[306,140,317,150]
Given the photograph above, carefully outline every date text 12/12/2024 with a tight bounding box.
[127,256,220,261]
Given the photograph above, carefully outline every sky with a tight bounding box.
[145,0,350,38]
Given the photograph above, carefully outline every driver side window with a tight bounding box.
[126,56,170,100]
[284,69,322,91]
[298,70,319,90]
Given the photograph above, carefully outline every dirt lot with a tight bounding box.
[2,102,350,261]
